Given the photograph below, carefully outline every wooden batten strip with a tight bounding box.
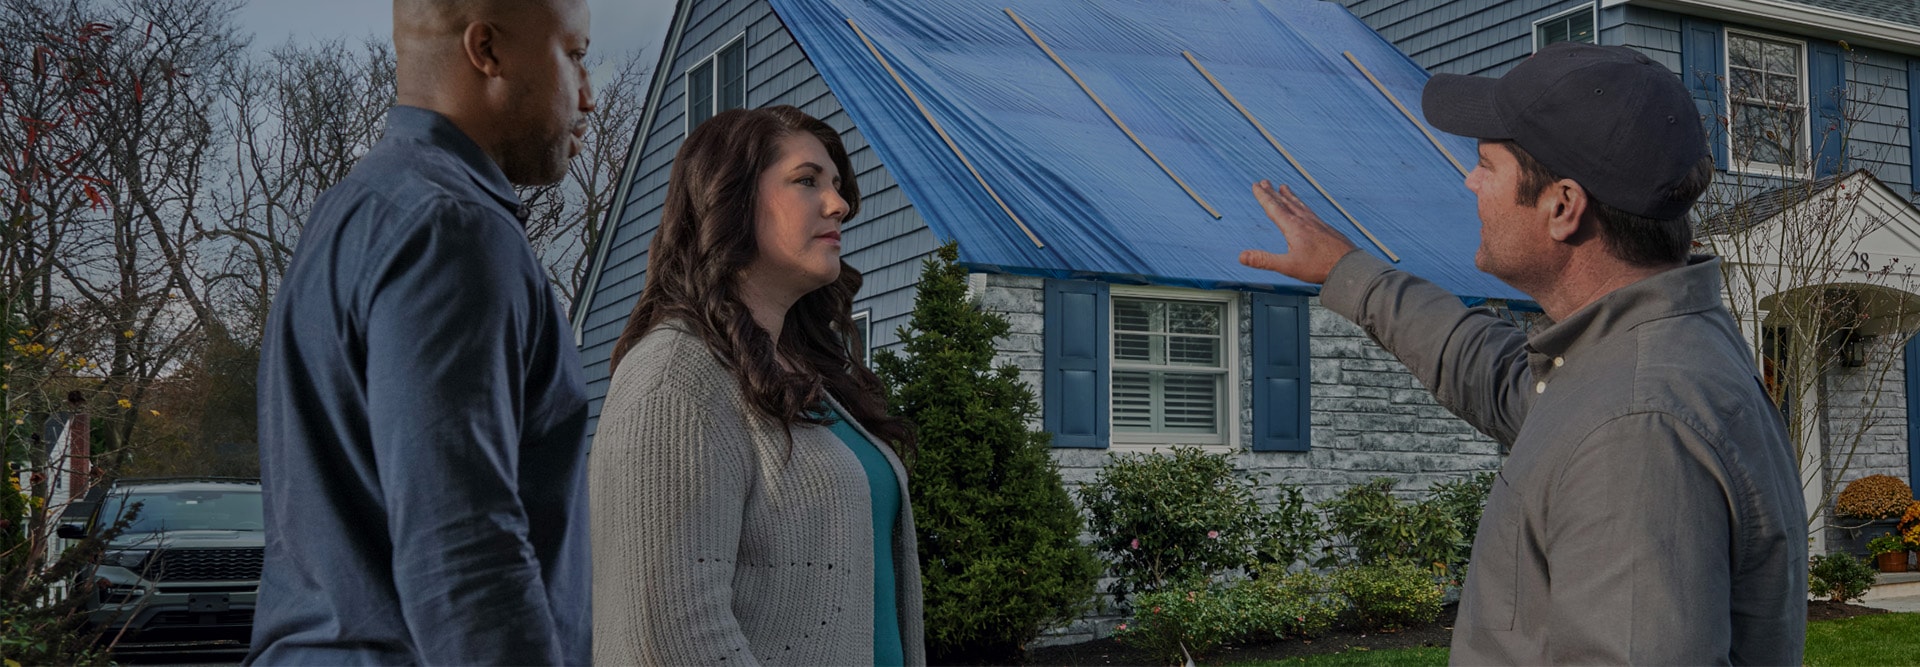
[1184,52,1399,263]
[1345,51,1469,177]
[848,19,1045,249]
[1005,8,1222,219]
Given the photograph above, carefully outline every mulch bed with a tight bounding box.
[1807,599,1887,622]
[1023,600,1888,665]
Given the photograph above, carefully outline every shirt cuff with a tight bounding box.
[1318,250,1393,321]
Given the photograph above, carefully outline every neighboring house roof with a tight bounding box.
[764,0,1522,300]
[1694,171,1857,237]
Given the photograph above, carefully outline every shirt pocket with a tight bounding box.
[1466,472,1522,631]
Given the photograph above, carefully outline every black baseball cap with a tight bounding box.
[1422,42,1707,221]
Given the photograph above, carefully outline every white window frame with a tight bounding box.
[1723,27,1811,179]
[1531,3,1598,52]
[1107,286,1239,452]
[850,309,872,367]
[683,32,747,135]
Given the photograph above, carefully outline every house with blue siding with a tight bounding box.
[576,0,1529,555]
[576,0,1920,639]
[1334,0,1920,562]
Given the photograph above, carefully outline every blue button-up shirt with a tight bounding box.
[248,106,590,666]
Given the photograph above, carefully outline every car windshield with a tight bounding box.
[103,490,264,533]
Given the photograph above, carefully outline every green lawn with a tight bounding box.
[1230,612,1920,666]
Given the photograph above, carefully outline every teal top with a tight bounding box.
[826,407,903,667]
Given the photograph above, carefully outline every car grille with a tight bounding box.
[148,610,255,627]
[152,548,263,582]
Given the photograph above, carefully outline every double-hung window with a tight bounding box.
[1726,30,1807,176]
[687,35,746,131]
[1110,290,1232,446]
[1533,4,1596,51]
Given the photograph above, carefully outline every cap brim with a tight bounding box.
[1422,74,1510,140]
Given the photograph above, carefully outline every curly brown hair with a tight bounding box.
[607,106,913,456]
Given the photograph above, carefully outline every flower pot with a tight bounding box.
[1877,551,1910,572]
[1835,518,1902,559]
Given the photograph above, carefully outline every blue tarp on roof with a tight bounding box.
[767,0,1524,301]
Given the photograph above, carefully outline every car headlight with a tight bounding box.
[103,549,151,571]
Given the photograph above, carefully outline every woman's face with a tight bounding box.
[742,133,849,299]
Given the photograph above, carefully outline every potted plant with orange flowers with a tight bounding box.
[1900,500,1920,570]
[1834,475,1914,558]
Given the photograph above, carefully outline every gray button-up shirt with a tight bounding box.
[1321,252,1805,665]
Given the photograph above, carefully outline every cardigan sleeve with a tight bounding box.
[590,372,762,666]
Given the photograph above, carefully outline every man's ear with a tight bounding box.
[1544,178,1589,243]
[462,21,504,78]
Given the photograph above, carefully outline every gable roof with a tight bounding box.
[764,0,1522,300]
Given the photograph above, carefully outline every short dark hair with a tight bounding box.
[1494,140,1713,267]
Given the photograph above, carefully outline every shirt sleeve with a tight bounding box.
[1544,412,1735,664]
[361,199,561,665]
[590,370,762,666]
[1318,251,1533,445]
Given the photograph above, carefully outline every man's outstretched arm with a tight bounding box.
[1240,181,1532,444]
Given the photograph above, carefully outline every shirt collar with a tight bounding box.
[1526,255,1727,363]
[380,105,526,220]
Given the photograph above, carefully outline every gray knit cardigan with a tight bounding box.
[589,323,926,666]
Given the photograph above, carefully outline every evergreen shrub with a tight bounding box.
[1321,478,1462,575]
[1809,552,1876,603]
[874,243,1102,663]
[1331,560,1445,632]
[1079,447,1320,601]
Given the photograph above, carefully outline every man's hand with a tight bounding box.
[1238,180,1360,285]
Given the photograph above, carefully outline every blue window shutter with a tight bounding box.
[1809,41,1846,177]
[1251,293,1310,452]
[1907,335,1920,499]
[1680,18,1727,168]
[1909,59,1920,191]
[1044,279,1109,448]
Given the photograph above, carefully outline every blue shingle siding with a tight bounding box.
[577,0,938,431]
[1609,5,1682,73]
[1335,0,1606,76]
[1843,48,1912,191]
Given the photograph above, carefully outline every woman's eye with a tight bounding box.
[798,177,817,186]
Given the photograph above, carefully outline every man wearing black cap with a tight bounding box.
[1240,42,1805,664]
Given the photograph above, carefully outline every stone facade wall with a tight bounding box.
[1821,340,1913,548]
[976,274,1505,644]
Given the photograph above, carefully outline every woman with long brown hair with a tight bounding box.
[590,105,923,666]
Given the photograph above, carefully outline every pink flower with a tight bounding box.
[1129,538,1140,550]
[1207,530,1219,539]
[1116,623,1128,631]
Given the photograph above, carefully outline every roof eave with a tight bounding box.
[571,0,697,342]
[1608,0,1920,55]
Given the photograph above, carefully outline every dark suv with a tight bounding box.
[60,478,263,648]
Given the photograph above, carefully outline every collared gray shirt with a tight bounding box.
[1321,252,1805,665]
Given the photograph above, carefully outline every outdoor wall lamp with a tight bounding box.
[1839,330,1868,368]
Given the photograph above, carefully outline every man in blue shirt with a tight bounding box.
[248,0,596,663]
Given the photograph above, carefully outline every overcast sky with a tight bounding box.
[234,0,676,83]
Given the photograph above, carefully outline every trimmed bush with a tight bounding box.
[1080,447,1316,601]
[1809,552,1877,603]
[1332,561,1445,632]
[1239,567,1341,641]
[1322,478,1463,575]
[874,243,1102,663]
[1114,583,1242,664]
